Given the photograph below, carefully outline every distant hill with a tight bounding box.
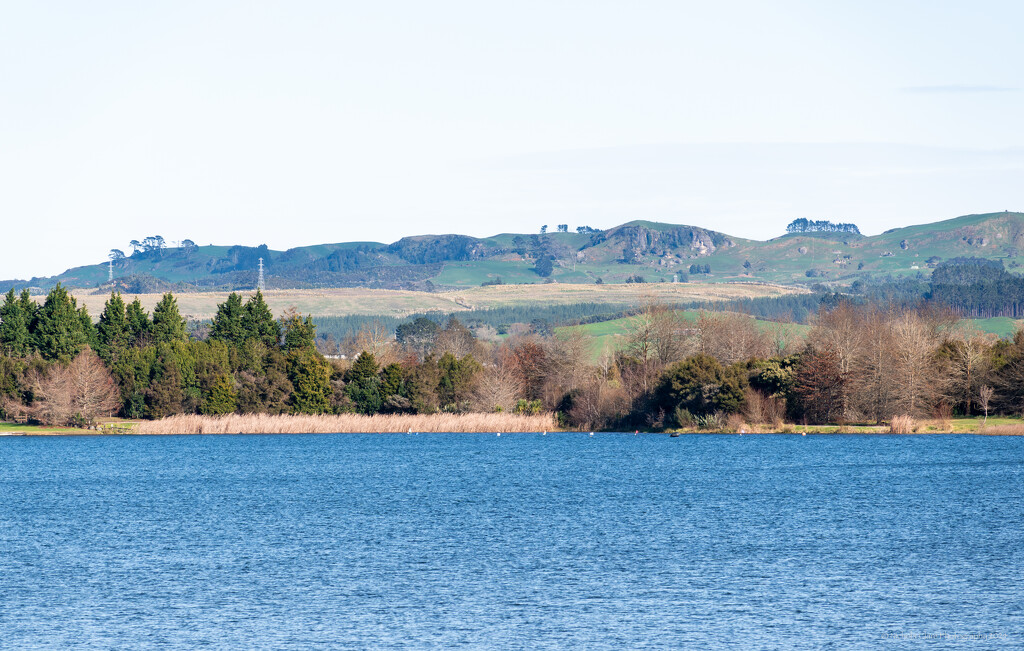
[4,211,1024,292]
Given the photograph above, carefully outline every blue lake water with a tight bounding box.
[1,433,1022,649]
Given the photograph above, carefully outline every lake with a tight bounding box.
[1,433,1022,649]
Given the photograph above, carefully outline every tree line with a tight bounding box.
[3,284,1024,430]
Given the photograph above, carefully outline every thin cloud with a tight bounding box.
[903,85,1018,93]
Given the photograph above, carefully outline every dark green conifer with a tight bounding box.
[32,283,87,361]
[281,310,317,351]
[79,305,98,349]
[96,292,129,359]
[0,289,32,356]
[125,299,150,345]
[241,291,281,347]
[151,293,187,344]
[202,374,238,415]
[344,351,382,414]
[145,353,184,418]
[210,293,245,345]
[287,350,332,414]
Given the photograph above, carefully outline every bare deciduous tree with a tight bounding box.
[979,385,994,425]
[24,348,120,426]
[351,320,399,367]
[693,311,770,365]
[471,363,524,413]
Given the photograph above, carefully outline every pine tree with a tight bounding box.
[202,374,238,415]
[32,283,87,362]
[151,293,188,344]
[79,306,97,350]
[241,291,281,347]
[125,298,151,345]
[0,289,32,356]
[379,363,405,399]
[210,293,245,345]
[281,310,317,351]
[145,353,184,418]
[288,350,332,414]
[96,292,129,359]
[344,351,382,414]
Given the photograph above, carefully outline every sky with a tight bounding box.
[2,0,1023,279]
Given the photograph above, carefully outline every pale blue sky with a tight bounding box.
[2,1,1022,278]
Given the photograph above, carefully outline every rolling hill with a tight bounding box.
[5,211,1024,293]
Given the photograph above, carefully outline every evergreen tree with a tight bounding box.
[32,283,87,361]
[241,291,281,347]
[379,363,405,400]
[202,374,238,415]
[151,293,187,344]
[18,289,36,322]
[535,255,554,278]
[96,292,130,359]
[210,293,245,345]
[125,298,151,345]
[437,353,482,409]
[654,354,747,420]
[79,306,98,350]
[288,350,332,414]
[281,310,317,351]
[145,352,184,418]
[344,351,382,414]
[0,289,32,356]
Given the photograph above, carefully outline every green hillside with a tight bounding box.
[5,211,1024,293]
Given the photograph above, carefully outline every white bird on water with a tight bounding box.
[496,433,501,437]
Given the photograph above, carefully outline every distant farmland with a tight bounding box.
[61,282,807,320]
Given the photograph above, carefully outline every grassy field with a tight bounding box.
[557,311,813,360]
[59,282,804,320]
[0,420,136,436]
[0,422,87,435]
[969,317,1024,338]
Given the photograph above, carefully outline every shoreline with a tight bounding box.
[3,429,1021,437]
[5,415,1022,437]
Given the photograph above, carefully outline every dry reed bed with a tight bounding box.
[134,412,559,435]
[978,424,1024,435]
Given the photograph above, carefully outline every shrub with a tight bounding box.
[933,402,953,432]
[655,354,747,418]
[742,388,785,428]
[514,399,543,415]
[725,413,747,433]
[694,412,725,431]
[673,406,694,428]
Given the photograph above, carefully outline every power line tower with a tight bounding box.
[108,259,114,283]
[257,257,265,292]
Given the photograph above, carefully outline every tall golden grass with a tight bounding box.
[133,412,559,435]
[889,415,917,434]
[978,424,1024,436]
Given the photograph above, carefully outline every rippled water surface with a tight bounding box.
[1,433,1023,649]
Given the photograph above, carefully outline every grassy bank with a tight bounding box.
[132,412,559,435]
[0,421,137,436]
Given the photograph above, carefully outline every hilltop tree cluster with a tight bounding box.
[785,218,861,235]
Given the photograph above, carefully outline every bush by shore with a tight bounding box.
[133,412,559,435]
